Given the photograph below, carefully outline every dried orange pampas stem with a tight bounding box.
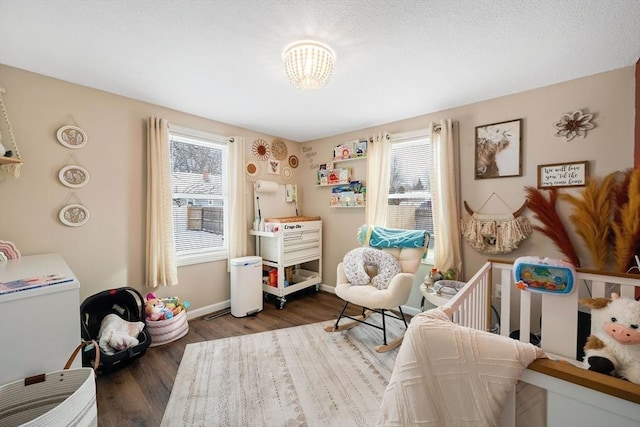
[560,172,617,270]
[524,186,581,267]
[611,168,640,273]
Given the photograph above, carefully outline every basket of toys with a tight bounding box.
[145,293,190,347]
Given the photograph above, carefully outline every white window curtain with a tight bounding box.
[227,136,247,271]
[365,132,391,226]
[146,117,178,287]
[429,119,463,276]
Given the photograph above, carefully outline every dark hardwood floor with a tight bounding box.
[95,290,362,427]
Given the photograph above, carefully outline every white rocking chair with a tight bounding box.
[325,229,429,352]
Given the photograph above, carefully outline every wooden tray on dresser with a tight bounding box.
[264,216,321,223]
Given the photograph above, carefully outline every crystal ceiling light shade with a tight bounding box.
[282,40,335,91]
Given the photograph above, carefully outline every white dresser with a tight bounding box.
[0,253,81,385]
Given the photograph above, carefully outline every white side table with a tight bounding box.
[419,283,452,311]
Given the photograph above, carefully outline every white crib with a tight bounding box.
[444,260,640,427]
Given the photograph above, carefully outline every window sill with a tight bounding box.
[177,251,227,267]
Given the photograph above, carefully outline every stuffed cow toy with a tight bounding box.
[579,293,640,384]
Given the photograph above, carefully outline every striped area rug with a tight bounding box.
[161,315,402,426]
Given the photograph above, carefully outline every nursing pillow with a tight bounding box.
[343,247,402,290]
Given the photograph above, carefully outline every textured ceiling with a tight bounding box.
[1,0,639,142]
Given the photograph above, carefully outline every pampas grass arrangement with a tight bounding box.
[611,168,640,273]
[560,172,617,270]
[524,186,581,267]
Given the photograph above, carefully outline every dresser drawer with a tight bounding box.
[282,242,321,263]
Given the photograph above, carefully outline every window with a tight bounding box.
[387,132,435,262]
[169,125,229,266]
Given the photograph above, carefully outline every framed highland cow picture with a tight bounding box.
[475,119,523,179]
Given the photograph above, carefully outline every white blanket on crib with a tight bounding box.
[377,308,546,426]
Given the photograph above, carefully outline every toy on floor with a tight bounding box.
[97,313,145,355]
[145,293,174,321]
[162,296,191,316]
[145,293,191,321]
[579,293,640,384]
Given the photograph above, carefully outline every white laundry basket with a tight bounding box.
[0,342,98,427]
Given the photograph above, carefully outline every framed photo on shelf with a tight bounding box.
[475,118,523,179]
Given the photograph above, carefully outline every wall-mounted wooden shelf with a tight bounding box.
[316,182,351,187]
[0,156,22,165]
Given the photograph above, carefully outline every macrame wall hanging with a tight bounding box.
[460,193,532,254]
[0,87,22,178]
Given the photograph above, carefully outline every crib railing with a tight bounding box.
[445,261,492,331]
[443,259,640,405]
[445,259,639,359]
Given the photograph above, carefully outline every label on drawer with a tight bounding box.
[281,221,322,232]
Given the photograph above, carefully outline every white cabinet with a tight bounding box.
[0,253,81,385]
[250,220,322,309]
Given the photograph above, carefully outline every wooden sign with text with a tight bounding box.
[537,161,589,189]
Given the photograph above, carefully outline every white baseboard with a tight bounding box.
[185,288,422,321]
[187,300,230,320]
[319,283,335,293]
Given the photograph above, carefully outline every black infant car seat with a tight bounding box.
[80,286,151,374]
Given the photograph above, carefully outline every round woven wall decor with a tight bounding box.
[252,139,271,161]
[288,155,299,168]
[271,139,288,160]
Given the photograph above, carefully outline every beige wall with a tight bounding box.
[1,64,635,313]
[300,66,636,306]
[0,64,300,311]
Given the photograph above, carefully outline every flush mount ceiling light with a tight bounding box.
[282,40,335,91]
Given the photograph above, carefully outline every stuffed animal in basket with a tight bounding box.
[98,313,145,355]
[145,293,173,321]
[579,293,640,384]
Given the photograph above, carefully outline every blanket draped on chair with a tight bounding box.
[377,308,545,426]
[358,225,428,248]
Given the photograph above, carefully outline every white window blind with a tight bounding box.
[169,126,229,265]
[387,131,435,259]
